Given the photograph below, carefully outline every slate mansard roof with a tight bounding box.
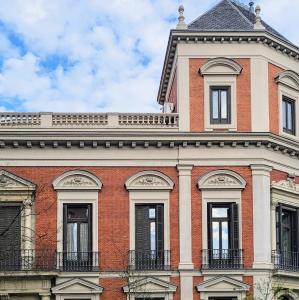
[188,0,289,44]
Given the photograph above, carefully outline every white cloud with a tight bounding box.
[0,0,298,113]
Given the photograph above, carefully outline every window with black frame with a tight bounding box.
[206,203,241,269]
[210,86,231,124]
[276,204,299,270]
[282,96,296,135]
[134,204,165,270]
[62,204,92,271]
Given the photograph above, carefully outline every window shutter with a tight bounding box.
[135,205,150,252]
[276,204,282,251]
[0,205,21,251]
[156,204,164,252]
[207,203,212,249]
[230,203,239,250]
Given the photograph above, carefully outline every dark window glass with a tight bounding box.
[276,204,298,252]
[282,96,296,135]
[210,86,231,124]
[63,204,92,260]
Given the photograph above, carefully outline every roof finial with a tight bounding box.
[176,4,187,30]
[249,1,254,13]
[254,4,265,30]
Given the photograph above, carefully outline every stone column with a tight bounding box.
[251,164,272,269]
[24,198,33,251]
[39,293,51,300]
[177,164,194,300]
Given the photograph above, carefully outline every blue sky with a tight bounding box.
[0,0,298,113]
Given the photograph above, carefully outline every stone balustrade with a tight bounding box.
[0,112,179,129]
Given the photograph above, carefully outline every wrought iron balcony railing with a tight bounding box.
[129,250,171,271]
[0,249,56,272]
[272,250,299,271]
[202,249,244,269]
[57,251,99,272]
[0,250,99,272]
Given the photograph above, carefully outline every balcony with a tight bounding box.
[129,250,171,271]
[272,250,299,272]
[0,112,179,131]
[0,250,99,272]
[202,249,244,270]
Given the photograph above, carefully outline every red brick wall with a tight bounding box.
[167,70,178,112]
[189,58,251,132]
[193,276,204,300]
[189,58,207,132]
[191,166,253,269]
[99,278,126,300]
[235,58,251,132]
[268,63,283,135]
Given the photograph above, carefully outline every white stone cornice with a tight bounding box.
[0,169,35,192]
[251,164,273,176]
[125,170,174,191]
[200,57,243,76]
[275,70,299,91]
[53,170,102,190]
[198,169,246,190]
[272,178,299,195]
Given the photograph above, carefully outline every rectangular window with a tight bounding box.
[135,204,164,270]
[63,204,92,271]
[207,203,241,268]
[282,96,296,135]
[210,86,231,124]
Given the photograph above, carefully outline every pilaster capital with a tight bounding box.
[177,164,193,176]
[251,164,272,176]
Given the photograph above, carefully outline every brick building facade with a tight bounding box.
[0,1,298,300]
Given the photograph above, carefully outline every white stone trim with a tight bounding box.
[203,75,237,131]
[275,70,299,92]
[251,57,269,132]
[251,164,273,269]
[200,57,243,76]
[177,164,194,270]
[125,171,174,191]
[56,191,99,255]
[129,191,170,252]
[198,169,246,190]
[277,83,299,141]
[53,170,102,190]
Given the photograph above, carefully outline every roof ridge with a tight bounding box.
[188,0,227,27]
[226,0,253,28]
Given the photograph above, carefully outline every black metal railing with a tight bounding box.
[0,250,99,272]
[129,250,170,271]
[202,249,244,269]
[272,250,299,271]
[57,251,99,272]
[0,249,56,271]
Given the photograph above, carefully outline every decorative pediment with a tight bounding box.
[275,70,299,91]
[198,170,246,190]
[0,170,35,192]
[125,171,174,191]
[52,278,103,294]
[53,170,102,190]
[272,178,299,195]
[123,277,177,294]
[196,276,250,292]
[200,57,243,76]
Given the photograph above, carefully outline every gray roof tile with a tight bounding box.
[188,0,290,44]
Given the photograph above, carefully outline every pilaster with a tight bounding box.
[251,164,273,269]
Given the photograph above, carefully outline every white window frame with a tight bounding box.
[204,76,237,131]
[197,170,246,263]
[278,84,299,141]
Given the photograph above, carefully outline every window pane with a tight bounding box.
[282,100,287,128]
[287,102,293,130]
[67,206,88,221]
[212,222,219,249]
[220,90,228,119]
[150,221,156,251]
[212,207,228,218]
[149,208,156,219]
[67,223,77,259]
[212,91,219,119]
[222,222,229,250]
